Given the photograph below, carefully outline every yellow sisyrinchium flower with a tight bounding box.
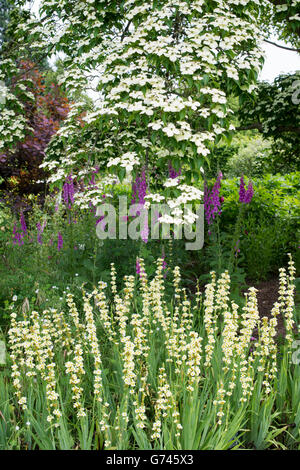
[6,256,297,445]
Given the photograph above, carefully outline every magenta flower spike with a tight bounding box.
[131,167,148,206]
[244,181,254,204]
[239,176,254,204]
[36,220,46,245]
[204,172,223,226]
[136,258,141,276]
[141,216,149,244]
[12,223,23,246]
[130,167,149,243]
[239,176,246,203]
[20,212,27,234]
[63,173,75,209]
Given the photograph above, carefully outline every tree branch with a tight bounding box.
[237,123,300,134]
[121,20,132,42]
[237,123,263,132]
[263,39,300,53]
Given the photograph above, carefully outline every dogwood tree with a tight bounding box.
[0,0,271,221]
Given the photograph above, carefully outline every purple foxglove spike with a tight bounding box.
[239,177,254,204]
[12,223,19,246]
[136,258,141,276]
[89,174,96,186]
[244,181,254,204]
[63,174,75,208]
[239,176,246,203]
[131,167,148,206]
[204,173,223,225]
[20,212,27,234]
[63,182,69,205]
[95,215,105,227]
[152,210,160,225]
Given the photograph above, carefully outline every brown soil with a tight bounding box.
[247,278,298,339]
[250,278,285,338]
[253,279,279,318]
[192,276,298,338]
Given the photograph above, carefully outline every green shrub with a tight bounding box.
[198,173,300,282]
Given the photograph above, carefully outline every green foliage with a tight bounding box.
[242,216,289,280]
[226,136,272,177]
[238,73,300,173]
[205,133,273,179]
[261,1,300,49]
[196,173,299,283]
[0,188,193,328]
[219,173,300,280]
[203,144,237,179]
[0,0,11,48]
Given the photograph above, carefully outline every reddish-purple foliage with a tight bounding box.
[0,61,70,204]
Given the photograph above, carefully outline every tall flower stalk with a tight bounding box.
[229,176,254,273]
[204,172,224,273]
[131,167,149,244]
